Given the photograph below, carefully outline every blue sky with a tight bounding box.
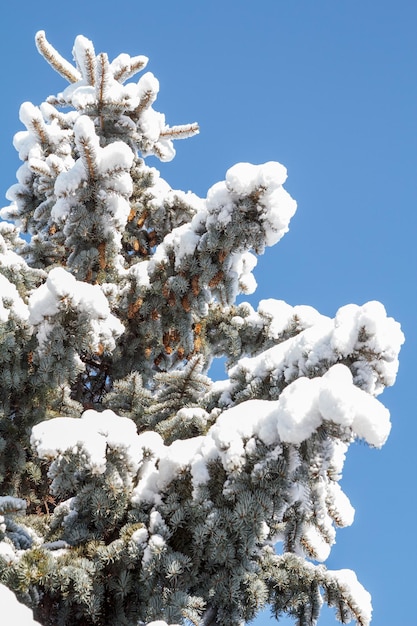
[0,1,416,624]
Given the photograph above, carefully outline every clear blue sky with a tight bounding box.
[0,1,415,624]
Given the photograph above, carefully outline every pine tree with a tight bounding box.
[0,32,404,626]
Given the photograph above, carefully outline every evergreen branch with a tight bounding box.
[113,55,149,83]
[30,118,49,147]
[82,41,96,86]
[132,89,155,118]
[35,31,81,84]
[77,136,98,181]
[1,30,401,626]
[159,123,200,140]
[96,53,110,127]
[97,53,109,104]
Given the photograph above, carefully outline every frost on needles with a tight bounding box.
[0,31,404,626]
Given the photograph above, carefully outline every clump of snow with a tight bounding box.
[32,409,144,476]
[318,364,391,446]
[142,533,166,564]
[212,364,391,452]
[225,161,288,195]
[131,527,149,545]
[302,524,332,562]
[275,376,322,444]
[28,267,124,353]
[0,229,28,273]
[129,363,391,511]
[129,259,151,288]
[52,115,134,230]
[162,223,201,268]
[205,161,297,247]
[227,251,258,295]
[228,301,404,397]
[326,482,355,527]
[0,274,29,323]
[31,359,393,561]
[331,301,404,392]
[327,568,373,626]
[206,182,234,225]
[0,541,17,564]
[147,622,180,626]
[257,299,325,339]
[109,52,149,79]
[0,584,41,625]
[147,162,296,300]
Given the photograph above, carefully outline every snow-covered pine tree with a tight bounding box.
[0,32,404,626]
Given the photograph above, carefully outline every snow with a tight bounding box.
[228,301,404,397]
[147,622,180,626]
[0,584,41,625]
[328,568,373,625]
[275,376,322,444]
[129,259,151,288]
[72,35,96,83]
[148,168,172,203]
[0,274,30,323]
[32,409,143,476]
[318,364,391,446]
[219,161,297,246]
[32,352,393,521]
[137,71,159,103]
[0,541,16,563]
[142,533,166,564]
[260,185,298,246]
[98,142,134,175]
[225,161,288,195]
[35,30,81,83]
[146,162,296,298]
[110,52,149,80]
[209,364,391,451]
[131,527,149,545]
[53,158,85,197]
[326,482,355,527]
[157,435,206,489]
[228,251,258,295]
[206,182,234,224]
[19,102,46,136]
[51,116,134,230]
[302,524,332,562]
[28,267,124,353]
[11,130,42,162]
[331,301,404,391]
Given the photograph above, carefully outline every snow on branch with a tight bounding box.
[31,32,199,163]
[227,300,404,399]
[0,30,404,626]
[111,52,149,83]
[35,31,81,84]
[28,266,124,354]
[72,35,97,86]
[159,123,200,140]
